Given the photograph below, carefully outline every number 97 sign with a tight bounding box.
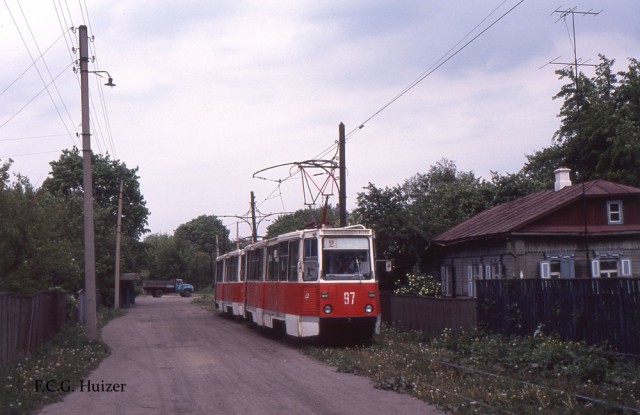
[343,292,355,305]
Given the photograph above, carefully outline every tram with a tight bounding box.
[214,225,380,342]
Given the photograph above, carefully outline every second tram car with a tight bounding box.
[214,225,380,342]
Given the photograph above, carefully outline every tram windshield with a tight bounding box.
[322,237,372,280]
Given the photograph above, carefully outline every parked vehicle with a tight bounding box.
[214,225,380,343]
[142,278,194,298]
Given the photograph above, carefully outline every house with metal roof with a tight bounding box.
[430,168,640,297]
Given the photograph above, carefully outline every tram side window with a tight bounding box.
[278,242,289,281]
[267,246,278,281]
[303,238,318,281]
[215,260,224,282]
[225,257,238,282]
[247,249,264,281]
[289,240,299,282]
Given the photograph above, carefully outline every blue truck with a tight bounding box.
[142,278,194,298]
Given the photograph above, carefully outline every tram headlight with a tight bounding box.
[364,304,374,314]
[323,304,333,314]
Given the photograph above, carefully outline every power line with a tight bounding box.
[4,0,78,147]
[253,0,527,215]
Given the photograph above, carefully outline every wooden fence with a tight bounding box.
[380,291,476,336]
[0,290,68,367]
[476,278,640,355]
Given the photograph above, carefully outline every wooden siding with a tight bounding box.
[527,197,640,229]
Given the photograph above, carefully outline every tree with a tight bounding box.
[0,161,83,293]
[174,215,230,288]
[553,55,640,186]
[43,147,149,238]
[42,148,150,304]
[141,233,190,280]
[354,159,493,278]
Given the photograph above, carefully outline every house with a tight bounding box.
[430,168,640,297]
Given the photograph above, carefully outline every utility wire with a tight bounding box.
[254,0,527,213]
[0,62,75,130]
[4,0,78,147]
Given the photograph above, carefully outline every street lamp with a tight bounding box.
[78,25,115,340]
[90,70,116,87]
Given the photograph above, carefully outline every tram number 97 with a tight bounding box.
[344,292,355,305]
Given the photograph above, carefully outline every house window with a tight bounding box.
[600,259,618,278]
[540,254,575,279]
[591,255,632,278]
[467,263,482,297]
[486,262,503,279]
[440,265,452,296]
[607,200,623,224]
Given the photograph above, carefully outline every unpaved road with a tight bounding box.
[37,295,442,415]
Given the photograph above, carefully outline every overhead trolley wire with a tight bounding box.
[254,0,527,215]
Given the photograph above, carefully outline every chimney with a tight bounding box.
[554,167,572,191]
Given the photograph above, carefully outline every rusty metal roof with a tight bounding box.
[432,180,640,245]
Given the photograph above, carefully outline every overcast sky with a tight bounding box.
[1,0,639,239]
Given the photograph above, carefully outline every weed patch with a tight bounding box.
[0,308,124,415]
[304,325,640,414]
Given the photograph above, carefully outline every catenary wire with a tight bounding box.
[254,0,526,214]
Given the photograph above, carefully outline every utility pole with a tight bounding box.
[114,178,124,309]
[250,191,257,242]
[338,122,346,227]
[79,25,97,340]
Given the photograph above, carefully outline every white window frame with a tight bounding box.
[541,254,575,279]
[592,255,632,278]
[607,200,623,224]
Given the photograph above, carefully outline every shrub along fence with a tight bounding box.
[380,291,476,336]
[476,278,640,356]
[0,290,68,367]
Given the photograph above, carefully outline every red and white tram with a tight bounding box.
[214,225,380,342]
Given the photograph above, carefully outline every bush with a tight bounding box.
[394,273,442,297]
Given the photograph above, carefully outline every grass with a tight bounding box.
[192,293,640,414]
[304,325,640,414]
[0,308,125,415]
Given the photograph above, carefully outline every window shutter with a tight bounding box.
[622,259,632,277]
[485,265,491,280]
[560,258,575,278]
[440,266,447,295]
[540,261,550,279]
[591,260,600,278]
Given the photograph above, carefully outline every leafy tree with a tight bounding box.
[42,148,150,304]
[553,55,640,186]
[354,159,493,278]
[43,147,149,238]
[0,161,83,293]
[141,233,190,280]
[174,215,230,288]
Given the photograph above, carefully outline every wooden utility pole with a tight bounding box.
[338,122,346,227]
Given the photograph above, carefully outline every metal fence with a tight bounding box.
[476,278,640,355]
[0,290,68,367]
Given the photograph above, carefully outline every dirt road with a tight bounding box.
[37,295,442,415]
